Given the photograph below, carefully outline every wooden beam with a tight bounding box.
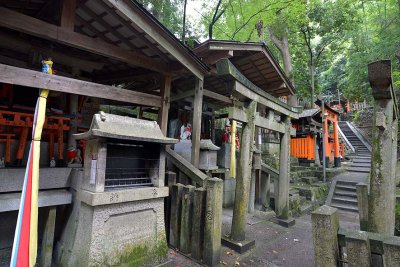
[0,7,168,73]
[0,63,161,107]
[0,32,105,72]
[170,90,194,102]
[165,147,207,187]
[202,50,233,65]
[203,89,232,105]
[234,81,298,118]
[228,107,286,133]
[216,59,297,118]
[158,75,172,135]
[60,0,77,30]
[191,78,204,168]
[104,0,207,79]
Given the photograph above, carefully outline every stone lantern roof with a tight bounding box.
[74,112,178,144]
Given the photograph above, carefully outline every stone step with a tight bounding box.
[334,189,357,197]
[332,195,358,204]
[335,184,357,191]
[347,167,370,173]
[353,159,371,163]
[336,180,358,186]
[300,176,318,184]
[351,163,371,168]
[330,202,358,212]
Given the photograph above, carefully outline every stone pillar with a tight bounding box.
[231,101,257,241]
[345,231,371,267]
[311,205,339,267]
[356,182,369,231]
[260,172,270,210]
[333,120,341,167]
[169,183,183,248]
[367,60,397,235]
[40,207,57,267]
[204,178,223,267]
[276,116,291,219]
[180,185,195,253]
[191,188,206,261]
[288,94,298,107]
[314,135,321,166]
[248,169,256,213]
[383,237,400,266]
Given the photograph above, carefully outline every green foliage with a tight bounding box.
[395,203,400,236]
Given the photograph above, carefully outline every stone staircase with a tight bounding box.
[329,180,358,212]
[327,122,371,212]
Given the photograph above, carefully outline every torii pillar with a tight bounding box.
[367,60,398,235]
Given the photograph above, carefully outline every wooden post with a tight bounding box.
[323,118,330,167]
[180,185,195,253]
[367,60,397,235]
[165,172,176,243]
[191,78,204,168]
[333,119,341,167]
[60,0,77,30]
[158,75,172,135]
[67,94,79,150]
[248,169,256,213]
[276,116,291,220]
[40,207,57,267]
[231,101,257,241]
[204,178,223,267]
[169,183,183,248]
[191,187,206,261]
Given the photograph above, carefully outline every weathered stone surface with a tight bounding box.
[248,169,256,213]
[40,207,56,267]
[179,185,195,254]
[191,188,206,260]
[204,178,223,267]
[170,183,183,248]
[345,231,371,267]
[311,205,339,267]
[78,186,169,206]
[356,183,369,231]
[60,198,168,267]
[382,236,400,266]
[231,101,256,241]
[276,116,291,219]
[0,167,72,193]
[260,172,270,210]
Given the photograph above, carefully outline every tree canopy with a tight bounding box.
[140,0,400,104]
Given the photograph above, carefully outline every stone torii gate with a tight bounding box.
[367,59,398,235]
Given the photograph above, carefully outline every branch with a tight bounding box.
[209,0,223,39]
[268,27,283,50]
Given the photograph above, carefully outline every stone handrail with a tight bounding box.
[347,121,372,152]
[337,124,355,153]
[261,163,279,179]
[311,205,400,266]
[165,146,207,187]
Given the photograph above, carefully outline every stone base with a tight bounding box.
[221,237,255,254]
[275,218,296,228]
[68,163,83,168]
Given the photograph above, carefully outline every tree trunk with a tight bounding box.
[310,63,315,107]
[182,0,187,43]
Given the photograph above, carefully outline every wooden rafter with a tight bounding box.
[0,7,169,73]
[60,0,76,30]
[96,0,171,63]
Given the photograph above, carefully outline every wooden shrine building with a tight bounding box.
[0,0,208,266]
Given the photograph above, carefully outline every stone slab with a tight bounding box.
[221,236,255,254]
[78,186,169,206]
[0,167,72,192]
[0,189,72,212]
[275,218,296,228]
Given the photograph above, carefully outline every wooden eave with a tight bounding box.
[0,0,208,87]
[193,40,295,97]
